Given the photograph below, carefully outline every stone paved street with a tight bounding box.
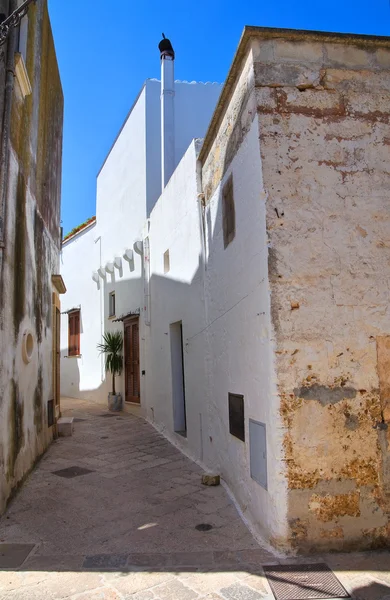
[0,398,389,599]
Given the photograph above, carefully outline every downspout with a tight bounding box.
[196,157,207,269]
[94,235,104,382]
[0,0,16,249]
[0,0,15,329]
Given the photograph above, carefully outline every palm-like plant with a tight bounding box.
[97,331,123,395]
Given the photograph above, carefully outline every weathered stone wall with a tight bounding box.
[0,0,63,513]
[202,49,257,202]
[255,34,390,551]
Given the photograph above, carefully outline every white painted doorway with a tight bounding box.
[170,321,187,437]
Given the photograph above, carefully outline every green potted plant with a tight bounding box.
[97,331,124,411]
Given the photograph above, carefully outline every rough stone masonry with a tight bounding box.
[258,32,390,552]
[201,28,390,552]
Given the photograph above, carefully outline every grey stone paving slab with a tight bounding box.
[153,579,199,600]
[127,553,171,568]
[0,544,35,568]
[83,554,128,569]
[219,583,266,600]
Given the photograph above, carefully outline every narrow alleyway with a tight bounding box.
[0,399,389,599]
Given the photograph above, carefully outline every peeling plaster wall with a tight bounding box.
[200,31,390,551]
[253,35,390,551]
[0,0,63,514]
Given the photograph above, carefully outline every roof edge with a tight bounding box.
[62,216,96,245]
[198,25,390,165]
[97,82,147,178]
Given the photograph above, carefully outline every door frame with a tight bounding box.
[124,316,141,404]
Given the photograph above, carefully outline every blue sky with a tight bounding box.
[48,0,390,236]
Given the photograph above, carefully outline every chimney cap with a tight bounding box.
[159,33,175,59]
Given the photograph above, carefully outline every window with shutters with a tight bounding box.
[68,310,80,357]
[222,174,235,249]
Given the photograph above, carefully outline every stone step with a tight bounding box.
[57,417,74,437]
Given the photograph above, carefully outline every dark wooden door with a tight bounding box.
[124,318,140,404]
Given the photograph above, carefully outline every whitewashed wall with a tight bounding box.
[145,119,287,544]
[145,140,207,457]
[145,80,222,215]
[60,223,104,400]
[202,117,287,543]
[60,80,221,409]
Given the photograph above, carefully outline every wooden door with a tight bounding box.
[124,318,140,404]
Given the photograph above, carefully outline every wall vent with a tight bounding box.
[228,393,245,441]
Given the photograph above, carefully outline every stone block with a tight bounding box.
[282,89,343,114]
[202,474,220,486]
[326,43,370,67]
[0,544,35,568]
[254,62,321,89]
[57,416,74,437]
[376,48,390,68]
[274,40,323,63]
[255,88,277,111]
[322,69,390,93]
[252,39,275,63]
[346,92,390,116]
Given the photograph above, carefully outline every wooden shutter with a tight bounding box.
[68,310,80,356]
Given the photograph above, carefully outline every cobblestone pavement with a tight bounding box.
[0,398,389,599]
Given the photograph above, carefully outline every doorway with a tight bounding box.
[170,321,187,436]
[124,317,140,404]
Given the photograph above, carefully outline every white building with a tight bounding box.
[61,29,390,552]
[60,39,222,409]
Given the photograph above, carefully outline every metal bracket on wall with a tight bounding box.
[0,0,36,47]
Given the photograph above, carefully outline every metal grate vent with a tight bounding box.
[52,466,95,479]
[263,563,350,600]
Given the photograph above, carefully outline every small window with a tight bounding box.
[109,292,116,317]
[68,310,80,357]
[228,393,245,442]
[164,249,170,274]
[222,174,235,249]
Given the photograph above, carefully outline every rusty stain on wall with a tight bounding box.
[376,336,390,423]
[309,492,361,522]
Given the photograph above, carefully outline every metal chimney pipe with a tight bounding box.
[159,34,175,191]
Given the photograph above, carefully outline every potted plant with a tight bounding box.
[97,331,124,412]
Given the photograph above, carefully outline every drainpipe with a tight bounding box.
[94,235,104,382]
[0,0,14,328]
[0,0,16,248]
